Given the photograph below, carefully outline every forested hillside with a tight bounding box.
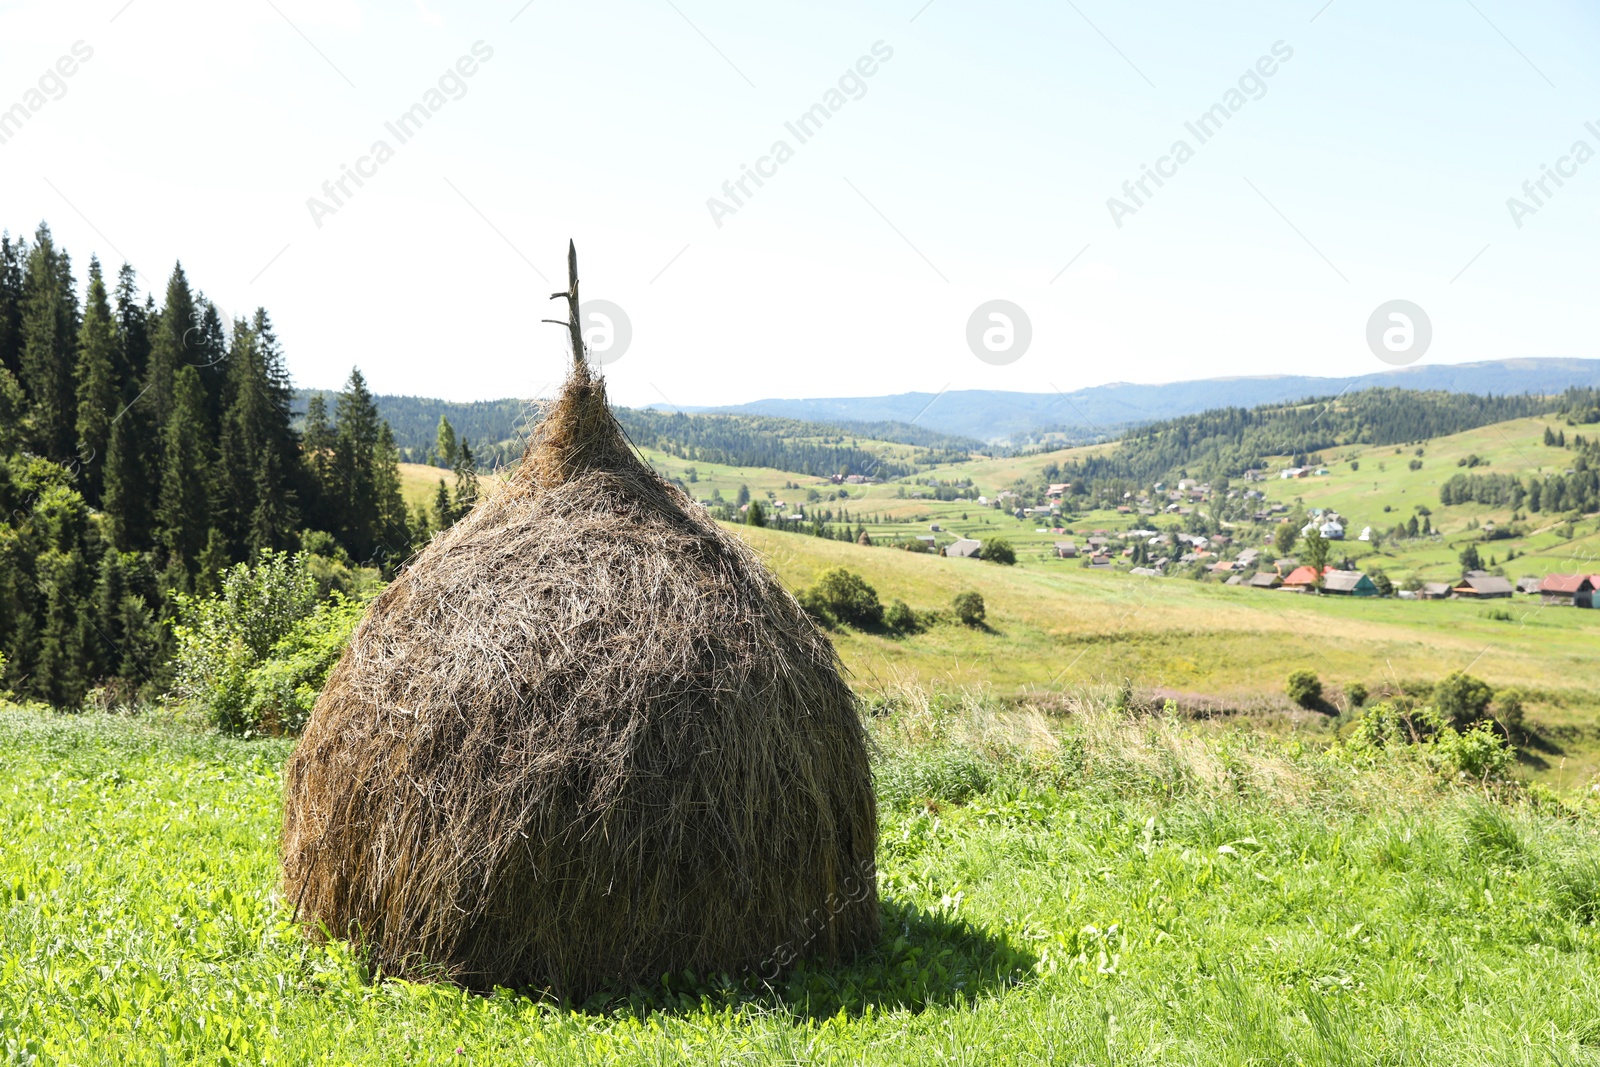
[365,392,984,476]
[613,409,975,480]
[1052,388,1550,506]
[1436,387,1600,514]
[0,223,443,707]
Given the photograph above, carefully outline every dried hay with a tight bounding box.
[281,255,877,996]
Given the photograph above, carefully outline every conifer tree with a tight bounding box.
[145,263,199,432]
[433,478,452,531]
[373,422,410,564]
[0,233,26,380]
[155,364,213,568]
[20,224,80,460]
[113,265,151,390]
[301,393,336,528]
[74,258,118,504]
[333,368,382,560]
[102,407,152,552]
[452,438,478,521]
[436,415,458,469]
[191,297,229,432]
[216,311,299,556]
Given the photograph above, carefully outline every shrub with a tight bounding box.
[1286,669,1322,708]
[1493,687,1526,730]
[1346,682,1368,708]
[951,591,986,627]
[1434,671,1494,727]
[980,538,1016,566]
[170,551,319,730]
[799,567,882,629]
[1345,702,1514,781]
[235,594,367,734]
[1435,721,1516,780]
[883,599,919,634]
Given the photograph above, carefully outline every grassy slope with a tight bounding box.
[727,523,1600,787]
[3,705,1598,1064]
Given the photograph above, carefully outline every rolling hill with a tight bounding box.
[661,358,1600,442]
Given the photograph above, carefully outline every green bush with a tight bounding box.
[980,538,1016,565]
[1493,687,1526,730]
[1346,682,1368,708]
[798,567,882,629]
[951,591,986,627]
[235,594,367,734]
[884,599,919,634]
[1435,671,1494,727]
[170,551,369,734]
[1435,721,1516,780]
[1286,670,1322,708]
[1344,701,1515,781]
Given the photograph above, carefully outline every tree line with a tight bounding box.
[0,223,430,707]
[1049,388,1550,503]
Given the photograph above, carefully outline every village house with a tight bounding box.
[1054,540,1078,558]
[1247,571,1282,590]
[945,538,983,559]
[1322,570,1379,597]
[1282,565,1328,591]
[1539,574,1595,608]
[1453,575,1514,599]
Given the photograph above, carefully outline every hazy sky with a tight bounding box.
[2,0,1598,408]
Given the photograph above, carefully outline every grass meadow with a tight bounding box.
[3,695,1600,1065]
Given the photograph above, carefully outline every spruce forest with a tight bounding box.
[0,224,431,708]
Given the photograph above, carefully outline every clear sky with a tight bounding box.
[2,0,1597,408]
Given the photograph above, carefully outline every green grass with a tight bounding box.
[3,700,1600,1064]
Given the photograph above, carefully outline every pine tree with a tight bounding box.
[19,224,80,460]
[191,297,229,433]
[216,311,299,556]
[333,368,382,560]
[74,258,118,504]
[436,415,458,469]
[452,438,478,521]
[102,406,152,551]
[155,364,213,568]
[0,232,26,381]
[373,422,410,565]
[144,263,199,432]
[113,265,151,387]
[301,392,335,529]
[433,478,452,531]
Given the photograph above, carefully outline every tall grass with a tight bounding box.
[1,691,1598,1064]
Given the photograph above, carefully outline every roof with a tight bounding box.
[946,538,983,558]
[1322,570,1374,593]
[1422,582,1453,595]
[1540,574,1595,594]
[1248,572,1282,588]
[1456,575,1515,596]
[1282,565,1328,586]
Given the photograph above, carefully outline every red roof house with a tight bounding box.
[1282,565,1329,590]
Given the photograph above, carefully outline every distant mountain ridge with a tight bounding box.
[654,359,1600,443]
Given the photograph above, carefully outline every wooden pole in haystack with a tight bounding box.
[541,240,585,366]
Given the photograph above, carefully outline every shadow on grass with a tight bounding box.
[570,898,1035,1020]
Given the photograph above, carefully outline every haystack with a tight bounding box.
[281,243,878,996]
